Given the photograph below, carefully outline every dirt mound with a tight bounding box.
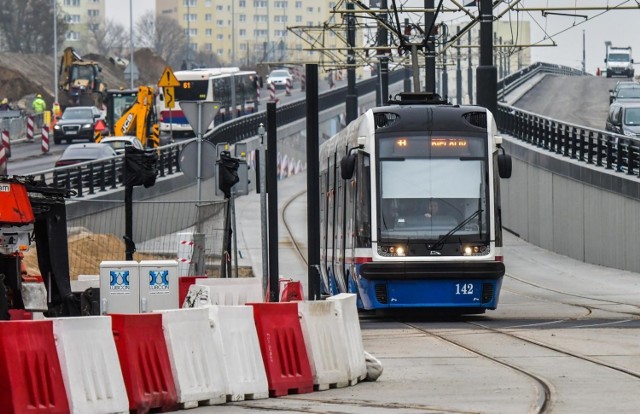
[0,48,167,108]
[22,231,162,280]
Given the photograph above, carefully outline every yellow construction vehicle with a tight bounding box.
[96,86,160,148]
[58,47,107,110]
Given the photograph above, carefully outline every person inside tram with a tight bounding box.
[424,199,441,219]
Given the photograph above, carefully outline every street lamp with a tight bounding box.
[258,123,268,296]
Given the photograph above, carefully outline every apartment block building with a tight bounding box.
[57,0,106,54]
[155,0,345,67]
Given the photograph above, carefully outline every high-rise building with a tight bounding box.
[57,0,106,54]
[155,0,346,68]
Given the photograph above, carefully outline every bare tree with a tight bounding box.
[0,0,67,53]
[135,12,188,68]
[88,19,129,56]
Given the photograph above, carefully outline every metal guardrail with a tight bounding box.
[28,142,185,198]
[495,63,640,179]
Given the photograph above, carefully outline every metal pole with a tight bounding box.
[53,0,58,103]
[425,0,436,93]
[468,30,473,104]
[378,0,389,105]
[130,0,133,89]
[196,102,202,216]
[306,64,320,301]
[476,0,497,116]
[441,24,448,100]
[231,190,238,277]
[258,123,268,297]
[266,102,279,302]
[346,1,358,124]
[582,30,586,73]
[456,26,462,105]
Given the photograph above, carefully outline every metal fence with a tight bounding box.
[23,198,228,280]
[495,63,640,178]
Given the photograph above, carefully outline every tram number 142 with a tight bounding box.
[455,283,475,295]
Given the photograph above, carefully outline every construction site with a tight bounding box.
[0,48,167,110]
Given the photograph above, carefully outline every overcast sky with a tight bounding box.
[105,0,639,75]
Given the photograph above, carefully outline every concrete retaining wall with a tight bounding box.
[502,137,640,273]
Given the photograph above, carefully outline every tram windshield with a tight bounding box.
[376,133,489,245]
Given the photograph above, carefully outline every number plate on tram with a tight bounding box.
[452,282,481,303]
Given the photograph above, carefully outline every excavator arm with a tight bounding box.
[112,86,160,148]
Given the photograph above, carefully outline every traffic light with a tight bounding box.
[217,150,239,199]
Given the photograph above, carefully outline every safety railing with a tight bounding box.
[28,142,185,197]
[496,105,640,177]
[495,62,640,179]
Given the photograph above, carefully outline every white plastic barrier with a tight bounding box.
[183,284,212,308]
[297,300,350,390]
[327,293,367,385]
[208,305,269,401]
[196,277,263,305]
[159,307,227,408]
[52,316,129,414]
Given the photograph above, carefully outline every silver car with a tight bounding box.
[267,69,294,89]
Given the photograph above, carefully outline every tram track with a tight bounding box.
[280,184,640,413]
[504,272,640,318]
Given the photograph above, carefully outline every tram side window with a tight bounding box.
[355,154,371,248]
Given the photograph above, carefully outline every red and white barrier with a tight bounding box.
[285,78,292,96]
[26,115,34,141]
[256,84,261,102]
[0,146,6,175]
[1,130,10,158]
[41,124,49,153]
[269,82,275,101]
[301,73,306,91]
[52,316,129,414]
[0,291,378,413]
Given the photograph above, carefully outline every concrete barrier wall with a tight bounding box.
[502,137,640,273]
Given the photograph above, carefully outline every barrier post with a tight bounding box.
[269,82,275,101]
[285,78,292,96]
[26,115,34,141]
[0,146,7,175]
[41,124,49,153]
[1,129,10,158]
[301,73,306,91]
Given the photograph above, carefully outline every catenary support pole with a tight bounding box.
[346,1,358,124]
[306,64,321,301]
[476,0,497,116]
[266,102,279,302]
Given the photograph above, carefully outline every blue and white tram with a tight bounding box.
[319,93,512,313]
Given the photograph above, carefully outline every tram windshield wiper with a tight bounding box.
[430,209,483,251]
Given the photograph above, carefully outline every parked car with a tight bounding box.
[53,106,104,144]
[99,135,144,154]
[609,81,638,103]
[266,69,294,89]
[54,143,117,167]
[605,101,640,138]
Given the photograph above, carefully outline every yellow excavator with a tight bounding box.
[96,86,160,148]
[58,47,107,110]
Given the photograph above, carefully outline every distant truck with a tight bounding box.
[604,44,634,78]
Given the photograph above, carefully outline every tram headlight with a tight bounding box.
[463,245,487,256]
[378,244,407,257]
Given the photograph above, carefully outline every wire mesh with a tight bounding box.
[61,199,227,279]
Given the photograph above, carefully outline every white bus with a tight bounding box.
[156,67,258,138]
